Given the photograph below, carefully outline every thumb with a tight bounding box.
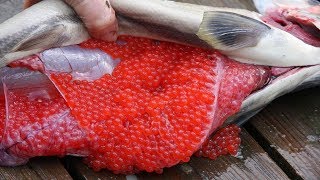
[24,0,41,8]
[65,0,118,41]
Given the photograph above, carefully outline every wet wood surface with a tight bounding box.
[188,130,288,180]
[246,88,320,180]
[0,0,319,179]
[0,157,72,180]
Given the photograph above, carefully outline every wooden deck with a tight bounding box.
[0,0,319,179]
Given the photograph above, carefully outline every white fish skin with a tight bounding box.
[0,0,319,67]
[253,0,276,14]
[0,0,89,67]
[221,30,320,67]
[112,0,320,67]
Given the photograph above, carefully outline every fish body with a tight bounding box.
[0,0,319,174]
[0,0,319,67]
[113,0,320,67]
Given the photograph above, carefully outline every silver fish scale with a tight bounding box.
[0,0,23,56]
[0,14,81,56]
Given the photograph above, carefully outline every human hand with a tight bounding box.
[24,0,118,41]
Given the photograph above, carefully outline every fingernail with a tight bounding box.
[106,0,111,8]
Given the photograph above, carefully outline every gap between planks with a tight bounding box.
[245,87,320,180]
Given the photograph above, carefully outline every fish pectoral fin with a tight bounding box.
[196,11,271,51]
[14,24,68,52]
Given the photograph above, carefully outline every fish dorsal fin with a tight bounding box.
[197,11,271,51]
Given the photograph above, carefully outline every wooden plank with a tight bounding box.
[63,157,126,180]
[0,157,72,180]
[28,157,73,180]
[64,156,203,180]
[137,164,202,179]
[0,165,40,180]
[246,87,320,179]
[189,130,289,180]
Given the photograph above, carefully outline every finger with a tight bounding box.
[65,0,118,41]
[24,0,41,8]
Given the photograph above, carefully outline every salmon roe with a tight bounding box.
[0,72,88,165]
[196,124,241,159]
[42,36,270,173]
[0,94,4,142]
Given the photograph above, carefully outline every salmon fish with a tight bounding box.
[0,0,319,174]
[0,0,319,67]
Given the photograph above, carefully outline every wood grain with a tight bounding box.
[0,165,40,180]
[64,157,126,180]
[189,130,289,180]
[0,157,72,180]
[246,87,320,179]
[28,157,72,180]
[64,156,203,180]
[137,164,202,179]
